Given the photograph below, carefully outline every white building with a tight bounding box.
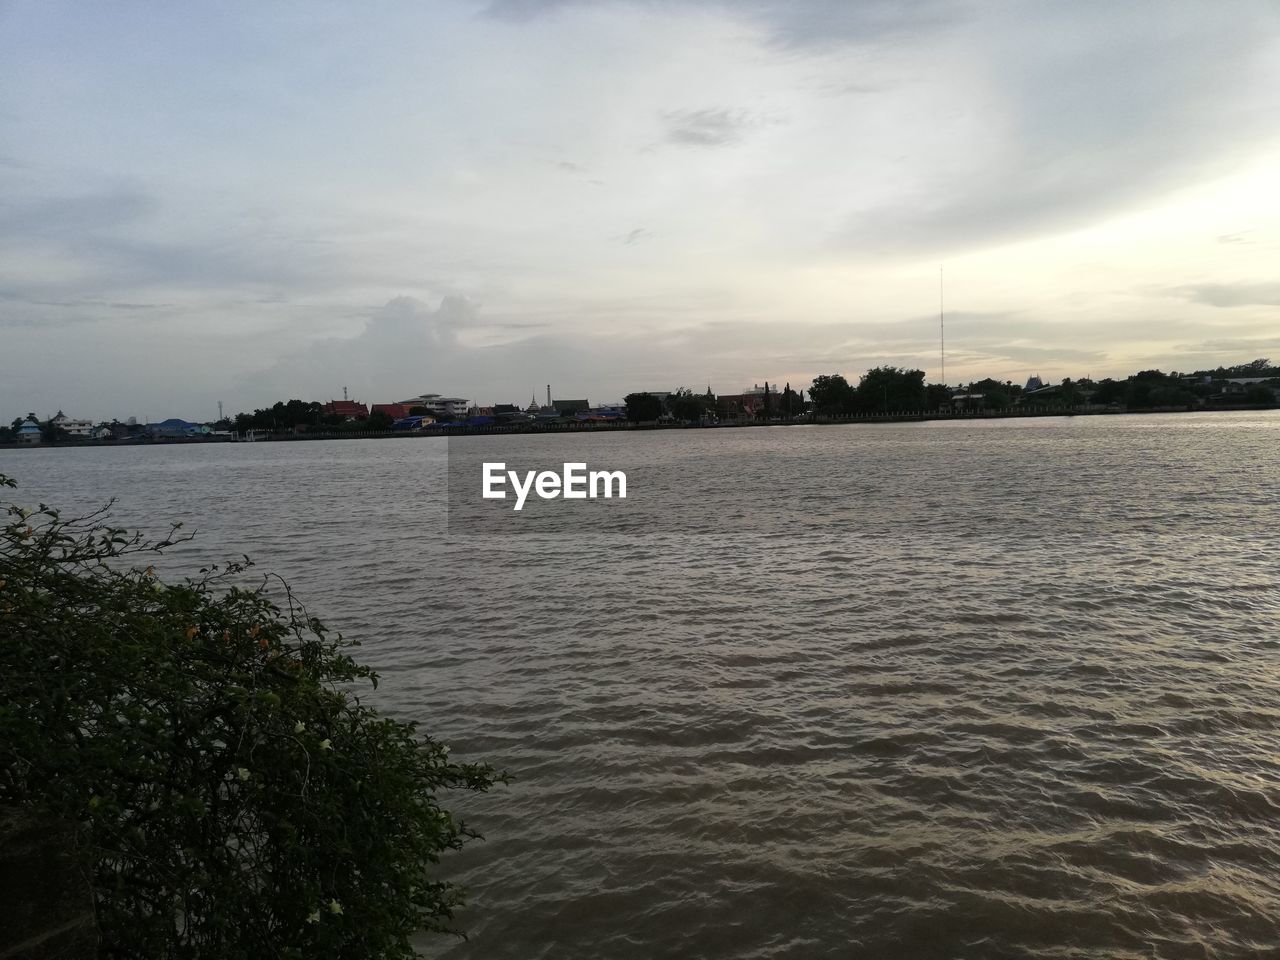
[50,410,95,437]
[399,393,469,418]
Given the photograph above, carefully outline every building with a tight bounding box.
[391,415,436,430]
[371,403,410,420]
[493,403,531,423]
[950,392,985,410]
[321,400,369,419]
[17,415,41,444]
[1024,375,1044,392]
[399,394,469,419]
[50,410,95,437]
[552,399,590,416]
[717,387,771,418]
[150,418,208,438]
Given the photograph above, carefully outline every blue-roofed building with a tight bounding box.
[149,418,210,438]
[17,415,41,444]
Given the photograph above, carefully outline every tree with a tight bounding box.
[624,392,663,422]
[924,383,951,410]
[779,383,803,418]
[808,374,856,415]
[235,400,325,433]
[855,367,926,413]
[0,474,505,958]
[1092,378,1123,405]
[366,410,393,431]
[1245,384,1277,404]
[969,378,1014,410]
[667,388,707,423]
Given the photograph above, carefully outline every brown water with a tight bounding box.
[4,412,1280,959]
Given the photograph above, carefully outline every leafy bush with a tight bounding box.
[0,473,505,958]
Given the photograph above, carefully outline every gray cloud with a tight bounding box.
[664,108,759,147]
[1176,283,1280,308]
[835,4,1278,254]
[485,0,962,47]
[0,185,157,240]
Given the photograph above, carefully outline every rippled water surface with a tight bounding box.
[4,412,1280,959]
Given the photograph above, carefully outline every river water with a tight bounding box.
[4,411,1280,959]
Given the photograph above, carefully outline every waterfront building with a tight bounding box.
[50,410,95,437]
[321,400,370,419]
[17,415,41,444]
[149,418,209,438]
[399,394,469,418]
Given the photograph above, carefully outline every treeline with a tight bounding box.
[624,383,804,422]
[623,357,1280,423]
[233,400,397,432]
[808,368,950,415]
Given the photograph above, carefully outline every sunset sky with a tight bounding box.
[3,1,1279,420]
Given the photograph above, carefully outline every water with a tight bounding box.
[4,411,1280,958]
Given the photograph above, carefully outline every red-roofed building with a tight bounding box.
[321,400,369,419]
[371,403,410,419]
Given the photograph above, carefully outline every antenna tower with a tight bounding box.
[940,267,946,386]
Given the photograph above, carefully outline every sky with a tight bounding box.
[2,0,1279,421]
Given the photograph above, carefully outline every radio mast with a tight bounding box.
[939,267,946,386]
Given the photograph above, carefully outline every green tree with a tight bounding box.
[366,410,393,431]
[925,383,951,410]
[624,392,663,422]
[751,381,768,420]
[235,400,326,433]
[779,383,803,418]
[808,374,856,414]
[0,474,505,958]
[668,388,707,422]
[855,367,926,413]
[969,378,1014,410]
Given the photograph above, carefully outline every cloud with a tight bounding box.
[663,108,761,147]
[485,0,961,47]
[0,185,157,240]
[1175,283,1280,308]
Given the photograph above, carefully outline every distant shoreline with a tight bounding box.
[2,403,1276,450]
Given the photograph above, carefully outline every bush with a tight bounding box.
[0,473,505,958]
